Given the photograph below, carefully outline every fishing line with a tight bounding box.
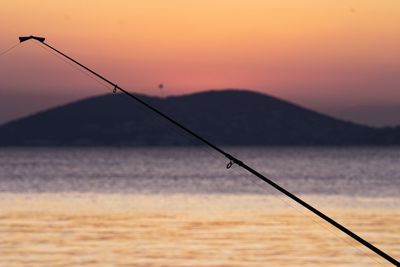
[36,38,398,266]
[16,36,399,266]
[0,35,386,265]
[31,42,111,91]
[0,43,20,58]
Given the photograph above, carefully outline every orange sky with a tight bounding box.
[1,0,400,125]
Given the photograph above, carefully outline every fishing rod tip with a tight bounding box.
[19,35,45,43]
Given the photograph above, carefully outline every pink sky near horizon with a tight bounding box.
[1,0,400,125]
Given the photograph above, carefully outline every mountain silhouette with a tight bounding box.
[0,89,398,146]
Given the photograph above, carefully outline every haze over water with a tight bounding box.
[0,147,399,266]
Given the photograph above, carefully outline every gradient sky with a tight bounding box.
[1,0,399,126]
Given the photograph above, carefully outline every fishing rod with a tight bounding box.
[19,35,399,266]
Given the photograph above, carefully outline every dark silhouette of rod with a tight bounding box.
[19,35,399,266]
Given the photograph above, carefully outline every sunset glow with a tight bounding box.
[1,0,400,124]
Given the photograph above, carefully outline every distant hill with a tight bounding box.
[0,89,398,146]
[330,104,400,127]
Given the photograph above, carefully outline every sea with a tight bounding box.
[0,147,399,266]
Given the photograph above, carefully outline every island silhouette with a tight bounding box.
[0,89,398,146]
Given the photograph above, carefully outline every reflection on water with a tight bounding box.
[0,148,399,266]
[0,147,399,196]
[0,194,399,266]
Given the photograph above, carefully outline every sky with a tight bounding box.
[1,0,399,126]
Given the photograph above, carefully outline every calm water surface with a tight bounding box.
[0,147,399,196]
[0,147,399,266]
